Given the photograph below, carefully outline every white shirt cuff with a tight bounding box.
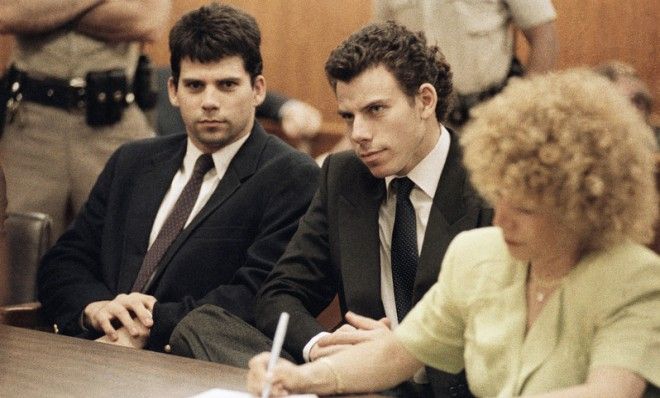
[79,311,90,332]
[302,331,331,362]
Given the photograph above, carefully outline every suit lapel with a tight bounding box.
[117,137,187,293]
[338,160,386,319]
[415,131,473,301]
[144,123,269,293]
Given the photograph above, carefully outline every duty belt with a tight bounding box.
[18,74,87,110]
[447,78,509,127]
[9,69,135,111]
[5,65,135,126]
[447,57,525,127]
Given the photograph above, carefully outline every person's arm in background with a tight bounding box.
[75,0,171,43]
[509,0,558,75]
[521,20,559,74]
[258,91,322,139]
[0,0,102,34]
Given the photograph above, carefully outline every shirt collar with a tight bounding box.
[385,124,451,199]
[183,131,251,177]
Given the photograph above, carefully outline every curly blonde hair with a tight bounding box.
[461,69,658,251]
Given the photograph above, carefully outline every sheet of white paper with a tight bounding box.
[190,388,317,398]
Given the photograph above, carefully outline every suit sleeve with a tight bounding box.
[255,156,340,362]
[37,148,122,336]
[148,154,320,350]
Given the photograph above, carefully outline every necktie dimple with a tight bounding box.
[131,153,215,292]
[390,177,418,322]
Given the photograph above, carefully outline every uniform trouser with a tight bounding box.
[0,102,154,244]
[169,304,296,368]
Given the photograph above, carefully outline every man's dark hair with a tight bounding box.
[169,2,262,85]
[325,21,453,121]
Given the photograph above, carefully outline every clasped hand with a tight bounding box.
[84,292,157,346]
[309,311,391,361]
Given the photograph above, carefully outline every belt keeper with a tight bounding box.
[69,77,86,109]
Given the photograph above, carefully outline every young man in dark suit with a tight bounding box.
[36,3,319,353]
[173,21,490,396]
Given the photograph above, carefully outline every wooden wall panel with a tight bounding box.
[517,0,658,113]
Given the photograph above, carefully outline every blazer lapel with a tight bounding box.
[516,288,563,393]
[117,137,187,293]
[144,123,269,293]
[415,131,472,301]
[338,161,386,319]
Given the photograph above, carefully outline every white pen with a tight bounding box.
[262,312,290,398]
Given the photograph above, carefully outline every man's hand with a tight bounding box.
[83,293,156,341]
[309,312,391,361]
[95,324,149,349]
[279,99,322,139]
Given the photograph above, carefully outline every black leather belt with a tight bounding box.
[19,73,88,111]
[3,64,149,127]
[8,67,134,112]
[448,57,525,127]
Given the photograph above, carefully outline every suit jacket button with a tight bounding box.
[164,344,172,353]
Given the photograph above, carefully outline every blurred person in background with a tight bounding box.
[595,60,659,146]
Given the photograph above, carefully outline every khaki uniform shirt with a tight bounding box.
[374,0,556,95]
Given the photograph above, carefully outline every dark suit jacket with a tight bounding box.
[37,122,319,351]
[256,131,491,394]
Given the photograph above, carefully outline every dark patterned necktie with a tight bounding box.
[131,153,215,292]
[391,177,418,322]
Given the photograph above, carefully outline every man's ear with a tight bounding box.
[167,77,180,107]
[253,75,267,107]
[417,83,437,119]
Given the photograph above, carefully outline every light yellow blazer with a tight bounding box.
[396,227,659,397]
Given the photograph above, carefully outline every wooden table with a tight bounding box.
[0,325,387,398]
[0,324,246,398]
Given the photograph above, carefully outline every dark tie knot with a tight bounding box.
[193,154,215,177]
[393,177,415,198]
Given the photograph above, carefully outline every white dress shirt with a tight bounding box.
[148,133,250,248]
[302,126,451,361]
[379,126,449,329]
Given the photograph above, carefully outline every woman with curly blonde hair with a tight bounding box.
[247,70,659,397]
